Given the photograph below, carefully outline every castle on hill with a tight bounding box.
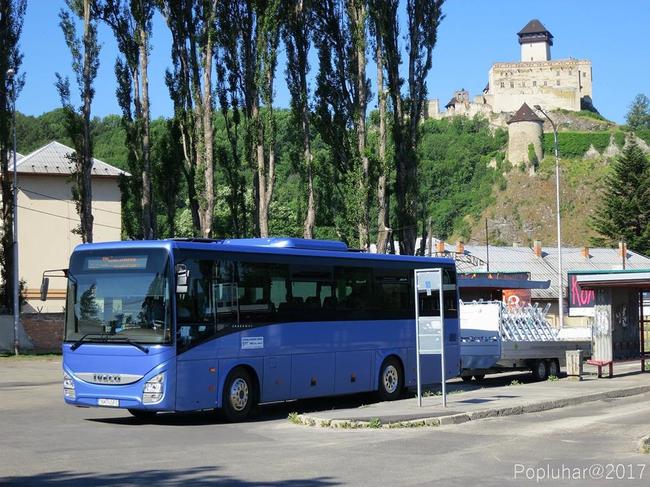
[426,19,594,121]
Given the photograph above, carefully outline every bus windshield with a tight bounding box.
[64,248,172,345]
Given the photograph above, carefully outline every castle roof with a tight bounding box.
[507,103,544,124]
[518,19,553,46]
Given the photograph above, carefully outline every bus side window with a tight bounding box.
[214,260,237,332]
[443,268,458,319]
[374,271,412,319]
[237,262,289,326]
[176,258,216,353]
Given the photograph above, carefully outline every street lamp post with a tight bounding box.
[534,105,564,328]
[7,68,19,355]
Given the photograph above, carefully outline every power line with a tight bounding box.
[17,204,122,230]
[18,186,122,216]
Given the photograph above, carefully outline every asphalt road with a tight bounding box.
[1,358,649,486]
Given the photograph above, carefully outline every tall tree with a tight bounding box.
[370,5,389,253]
[0,0,26,312]
[98,0,155,239]
[215,0,247,237]
[372,0,444,255]
[152,118,183,237]
[313,0,370,246]
[591,139,650,255]
[625,93,650,130]
[159,0,217,238]
[56,0,101,243]
[254,0,281,237]
[283,0,316,238]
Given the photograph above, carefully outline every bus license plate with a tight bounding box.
[98,398,119,407]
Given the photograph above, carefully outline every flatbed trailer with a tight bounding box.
[460,301,591,381]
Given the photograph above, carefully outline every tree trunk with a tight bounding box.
[200,32,215,238]
[375,36,388,253]
[81,0,94,243]
[140,24,153,239]
[351,0,369,250]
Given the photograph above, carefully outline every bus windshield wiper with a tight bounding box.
[70,333,149,353]
[107,336,150,354]
[70,333,107,351]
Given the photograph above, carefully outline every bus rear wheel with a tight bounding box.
[378,357,403,401]
[223,368,255,422]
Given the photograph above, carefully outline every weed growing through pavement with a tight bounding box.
[547,375,559,381]
[509,380,522,386]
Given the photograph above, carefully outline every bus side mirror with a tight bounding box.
[176,264,189,294]
[40,277,50,301]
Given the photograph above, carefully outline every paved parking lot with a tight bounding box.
[1,357,649,486]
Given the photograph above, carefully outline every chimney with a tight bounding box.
[581,246,590,259]
[533,240,542,258]
[435,240,445,253]
[456,241,465,254]
[619,241,627,269]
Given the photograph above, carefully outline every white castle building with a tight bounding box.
[427,19,594,120]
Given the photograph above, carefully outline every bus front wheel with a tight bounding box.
[223,368,255,422]
[378,357,403,401]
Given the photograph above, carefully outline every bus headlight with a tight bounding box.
[63,372,75,399]
[142,373,164,404]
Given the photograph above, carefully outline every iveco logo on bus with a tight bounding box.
[93,373,122,384]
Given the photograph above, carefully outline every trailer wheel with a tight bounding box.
[547,359,560,378]
[532,360,548,381]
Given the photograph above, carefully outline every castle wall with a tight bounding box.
[488,59,592,113]
[507,120,543,166]
[521,42,550,62]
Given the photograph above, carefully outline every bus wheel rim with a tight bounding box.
[230,378,249,411]
[383,365,398,394]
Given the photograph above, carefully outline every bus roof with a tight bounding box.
[73,238,455,267]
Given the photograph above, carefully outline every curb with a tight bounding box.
[639,434,650,454]
[291,384,650,429]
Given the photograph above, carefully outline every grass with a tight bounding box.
[547,375,559,382]
[509,379,522,386]
[287,412,301,425]
[0,353,61,360]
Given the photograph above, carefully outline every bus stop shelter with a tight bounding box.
[575,270,650,373]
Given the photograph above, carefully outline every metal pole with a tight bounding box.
[414,270,422,407]
[485,218,490,273]
[439,275,446,407]
[8,72,19,355]
[535,105,564,329]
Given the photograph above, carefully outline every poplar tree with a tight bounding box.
[283,0,316,238]
[56,0,101,243]
[98,0,155,239]
[159,0,217,238]
[371,0,444,255]
[0,0,26,311]
[591,139,650,255]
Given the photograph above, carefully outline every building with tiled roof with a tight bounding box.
[2,141,126,313]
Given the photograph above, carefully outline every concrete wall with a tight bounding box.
[16,174,122,313]
[507,120,543,165]
[521,42,550,62]
[488,59,592,113]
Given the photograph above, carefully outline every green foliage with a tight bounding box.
[625,94,650,130]
[543,132,614,158]
[590,140,650,254]
[527,143,538,168]
[418,116,507,239]
[636,129,650,146]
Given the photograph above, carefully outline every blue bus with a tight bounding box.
[55,238,460,421]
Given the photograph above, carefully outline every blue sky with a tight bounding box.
[17,0,649,124]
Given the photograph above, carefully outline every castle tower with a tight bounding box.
[507,103,544,166]
[518,19,553,62]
